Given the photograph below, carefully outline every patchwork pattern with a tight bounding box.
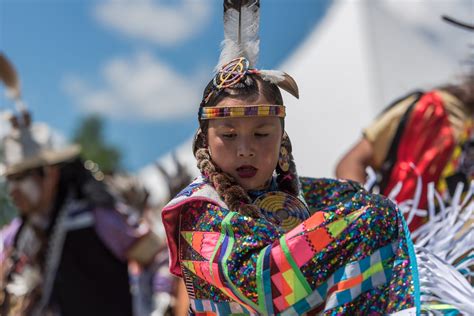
[269,237,311,312]
[181,231,222,261]
[172,177,417,315]
[191,299,252,315]
[182,259,256,312]
[279,242,397,314]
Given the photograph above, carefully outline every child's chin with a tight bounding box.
[240,180,265,191]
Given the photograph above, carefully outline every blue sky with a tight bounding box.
[0,0,331,170]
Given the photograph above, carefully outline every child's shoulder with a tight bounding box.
[299,176,364,196]
[299,177,394,213]
[163,175,226,212]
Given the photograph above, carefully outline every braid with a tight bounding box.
[276,133,300,196]
[194,132,260,218]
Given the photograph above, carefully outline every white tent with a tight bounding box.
[285,0,472,177]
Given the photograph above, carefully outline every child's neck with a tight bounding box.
[247,177,276,199]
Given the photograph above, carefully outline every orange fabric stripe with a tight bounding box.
[327,274,364,296]
[305,211,326,229]
[192,232,204,253]
[307,227,333,252]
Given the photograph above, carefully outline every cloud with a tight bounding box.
[64,51,206,120]
[94,0,212,46]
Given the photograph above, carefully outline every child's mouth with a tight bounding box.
[236,165,258,178]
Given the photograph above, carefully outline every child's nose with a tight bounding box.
[237,140,255,158]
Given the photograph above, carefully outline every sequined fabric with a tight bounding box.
[162,177,418,315]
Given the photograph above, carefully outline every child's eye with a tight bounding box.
[255,133,269,137]
[222,133,236,139]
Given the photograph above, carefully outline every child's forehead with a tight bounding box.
[209,116,281,129]
[215,93,273,107]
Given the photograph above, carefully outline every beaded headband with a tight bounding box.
[199,104,285,120]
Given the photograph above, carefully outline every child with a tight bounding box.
[162,63,419,314]
[161,1,426,315]
[161,2,420,311]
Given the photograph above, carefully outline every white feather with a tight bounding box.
[6,265,41,296]
[217,1,260,70]
[259,69,286,84]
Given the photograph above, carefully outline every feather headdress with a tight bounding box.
[217,0,260,70]
[0,53,20,99]
[208,0,299,102]
[0,52,26,112]
[0,52,80,177]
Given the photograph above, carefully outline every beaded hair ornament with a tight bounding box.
[198,0,299,121]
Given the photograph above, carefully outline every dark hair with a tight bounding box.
[47,158,115,234]
[202,74,283,107]
[194,74,299,217]
[439,76,474,111]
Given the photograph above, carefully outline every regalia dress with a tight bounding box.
[162,176,419,315]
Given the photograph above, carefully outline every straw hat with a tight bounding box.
[1,112,81,177]
[0,53,80,177]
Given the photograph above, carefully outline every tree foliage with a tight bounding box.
[0,179,16,227]
[73,115,122,174]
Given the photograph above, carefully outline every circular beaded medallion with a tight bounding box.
[213,57,249,89]
[254,191,309,232]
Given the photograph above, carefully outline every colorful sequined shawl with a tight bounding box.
[162,176,419,315]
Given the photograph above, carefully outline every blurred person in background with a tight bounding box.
[336,77,473,230]
[106,168,190,316]
[0,52,160,316]
[336,16,474,232]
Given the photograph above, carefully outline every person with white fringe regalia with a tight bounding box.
[335,15,473,314]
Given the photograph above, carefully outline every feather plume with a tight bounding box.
[258,69,285,84]
[259,70,300,99]
[0,52,21,100]
[217,0,260,70]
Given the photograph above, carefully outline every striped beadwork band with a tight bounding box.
[199,105,286,120]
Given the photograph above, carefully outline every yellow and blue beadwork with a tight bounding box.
[254,191,309,231]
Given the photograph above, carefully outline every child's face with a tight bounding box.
[207,98,283,191]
